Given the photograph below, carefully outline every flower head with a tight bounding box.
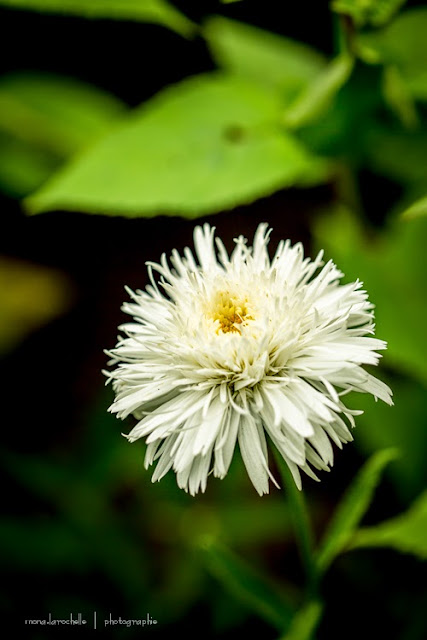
[105,224,392,495]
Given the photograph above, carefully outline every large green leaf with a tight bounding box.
[358,8,427,101]
[313,208,427,387]
[0,0,195,37]
[316,449,398,573]
[0,72,126,196]
[26,73,329,218]
[203,16,326,96]
[348,490,427,560]
[332,0,408,27]
[198,538,295,631]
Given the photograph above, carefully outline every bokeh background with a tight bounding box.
[0,1,426,638]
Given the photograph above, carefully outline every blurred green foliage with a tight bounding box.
[0,1,426,639]
[313,208,427,507]
[0,72,126,196]
[0,0,195,36]
[203,16,327,94]
[281,601,323,640]
[332,0,408,27]
[199,539,295,630]
[348,489,427,558]
[316,448,399,573]
[314,210,427,387]
[0,256,74,353]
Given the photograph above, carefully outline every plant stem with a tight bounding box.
[273,449,318,597]
[334,13,356,57]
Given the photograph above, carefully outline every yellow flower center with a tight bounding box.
[210,291,253,334]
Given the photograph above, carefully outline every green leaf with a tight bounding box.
[198,538,295,631]
[283,54,354,129]
[280,601,323,640]
[313,208,427,387]
[401,194,427,220]
[316,448,399,573]
[0,72,126,196]
[26,73,329,218]
[332,0,408,27]
[381,65,418,129]
[348,490,427,560]
[0,133,57,197]
[358,8,427,101]
[0,0,195,37]
[203,16,326,96]
[0,72,126,156]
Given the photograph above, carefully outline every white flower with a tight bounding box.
[105,223,392,496]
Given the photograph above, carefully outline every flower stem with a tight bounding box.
[273,450,318,596]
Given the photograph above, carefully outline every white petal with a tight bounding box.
[193,395,226,456]
[214,410,240,478]
[308,424,334,466]
[238,415,271,495]
[264,387,314,437]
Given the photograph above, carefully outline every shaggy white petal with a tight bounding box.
[105,223,393,494]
